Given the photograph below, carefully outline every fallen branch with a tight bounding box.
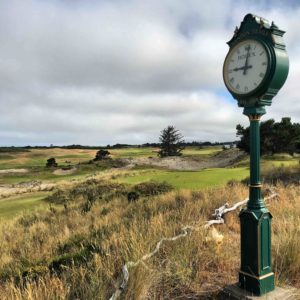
[109,192,278,300]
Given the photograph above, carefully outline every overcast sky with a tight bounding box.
[1,0,299,146]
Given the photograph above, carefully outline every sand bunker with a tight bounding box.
[53,168,77,175]
[0,168,28,174]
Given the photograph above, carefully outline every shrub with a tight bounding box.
[46,181,128,205]
[127,191,140,202]
[46,190,69,205]
[132,181,173,197]
[46,157,58,168]
[241,165,300,186]
[93,149,110,161]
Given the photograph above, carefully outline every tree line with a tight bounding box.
[236,117,300,155]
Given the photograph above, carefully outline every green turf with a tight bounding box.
[266,160,299,167]
[115,167,249,190]
[0,192,50,219]
[182,146,222,156]
[109,147,158,158]
[109,146,222,159]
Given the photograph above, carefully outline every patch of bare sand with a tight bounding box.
[122,149,246,171]
[0,182,55,199]
[53,168,77,175]
[0,169,28,174]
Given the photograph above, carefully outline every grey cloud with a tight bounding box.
[0,0,299,145]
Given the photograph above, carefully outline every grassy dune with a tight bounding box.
[0,182,299,299]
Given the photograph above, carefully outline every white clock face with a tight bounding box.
[223,39,269,95]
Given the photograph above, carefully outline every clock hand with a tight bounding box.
[233,65,253,72]
[243,45,251,75]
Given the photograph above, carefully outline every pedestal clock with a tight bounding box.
[223,14,289,295]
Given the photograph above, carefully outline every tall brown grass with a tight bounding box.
[0,182,299,299]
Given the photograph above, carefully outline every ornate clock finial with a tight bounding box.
[259,17,264,28]
[234,26,239,36]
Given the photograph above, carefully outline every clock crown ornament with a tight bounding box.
[223,13,289,109]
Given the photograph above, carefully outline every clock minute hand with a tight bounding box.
[243,45,251,75]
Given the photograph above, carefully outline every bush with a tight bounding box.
[132,181,173,197]
[46,190,69,205]
[93,149,110,161]
[241,165,300,186]
[45,180,127,205]
[46,157,57,168]
[127,191,140,202]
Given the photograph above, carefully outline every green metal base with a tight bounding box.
[239,271,275,296]
[239,208,274,295]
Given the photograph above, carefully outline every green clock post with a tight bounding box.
[223,14,289,295]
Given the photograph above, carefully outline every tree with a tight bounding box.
[236,117,300,155]
[94,149,110,161]
[46,157,58,168]
[158,126,185,157]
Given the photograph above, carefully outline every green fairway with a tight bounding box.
[0,192,50,219]
[109,146,223,158]
[182,146,222,156]
[115,167,249,190]
[109,147,158,158]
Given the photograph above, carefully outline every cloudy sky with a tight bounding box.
[1,0,299,146]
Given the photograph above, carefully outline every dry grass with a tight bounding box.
[0,182,299,299]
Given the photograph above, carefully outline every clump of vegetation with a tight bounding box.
[46,179,127,206]
[158,125,185,157]
[132,181,173,197]
[127,181,173,202]
[93,149,110,161]
[46,157,58,168]
[242,165,300,186]
[236,117,300,155]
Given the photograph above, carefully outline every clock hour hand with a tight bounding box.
[233,65,252,72]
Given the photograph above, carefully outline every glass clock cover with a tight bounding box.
[223,40,269,95]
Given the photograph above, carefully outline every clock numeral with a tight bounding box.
[259,72,265,78]
[236,84,240,90]
[228,69,233,74]
[230,59,235,62]
[254,82,257,86]
[237,49,240,54]
[262,62,267,66]
[259,51,264,56]
[244,86,248,92]
[230,77,234,83]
